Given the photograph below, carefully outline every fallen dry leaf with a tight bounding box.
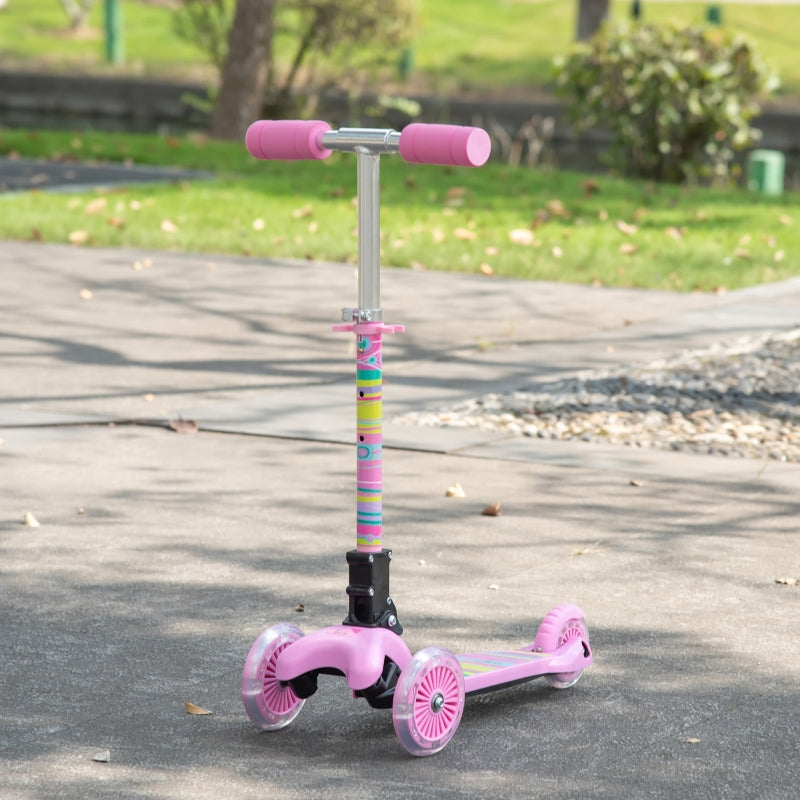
[582,179,600,196]
[184,702,212,716]
[629,478,645,488]
[291,204,313,219]
[546,199,568,217]
[68,229,90,245]
[774,249,785,263]
[23,511,40,527]
[480,263,495,276]
[551,245,563,258]
[619,243,638,255]
[481,502,502,517]
[778,214,793,226]
[454,227,476,241]
[160,219,178,233]
[294,604,306,613]
[488,583,499,590]
[734,248,751,259]
[410,261,427,271]
[616,220,638,236]
[509,228,535,246]
[79,288,94,300]
[142,393,156,403]
[683,738,701,745]
[665,226,684,241]
[485,245,499,256]
[445,483,466,498]
[532,210,550,228]
[168,418,198,434]
[252,218,265,231]
[775,577,798,586]
[92,750,111,763]
[107,216,125,229]
[85,197,107,214]
[571,541,605,557]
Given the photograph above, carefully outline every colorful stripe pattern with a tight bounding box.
[356,331,384,551]
[457,650,547,678]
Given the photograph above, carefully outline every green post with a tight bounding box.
[105,0,124,64]
[398,47,415,81]
[706,5,722,26]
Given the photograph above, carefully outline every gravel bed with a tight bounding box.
[394,330,800,462]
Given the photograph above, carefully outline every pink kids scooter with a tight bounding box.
[240,120,593,756]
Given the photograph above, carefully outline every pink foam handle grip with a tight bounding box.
[245,120,332,161]
[399,124,491,167]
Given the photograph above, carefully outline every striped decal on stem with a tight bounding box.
[356,332,384,551]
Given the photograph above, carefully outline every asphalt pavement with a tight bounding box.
[0,156,213,194]
[1,240,799,799]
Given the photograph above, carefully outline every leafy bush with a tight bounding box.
[553,21,779,183]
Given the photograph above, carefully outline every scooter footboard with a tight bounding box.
[459,638,591,695]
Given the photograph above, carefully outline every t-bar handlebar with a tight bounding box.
[245,120,491,168]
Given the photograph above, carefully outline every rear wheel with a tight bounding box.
[534,604,589,689]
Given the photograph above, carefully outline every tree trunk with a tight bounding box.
[211,0,274,141]
[576,0,610,40]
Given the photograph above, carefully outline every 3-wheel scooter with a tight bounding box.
[240,120,593,756]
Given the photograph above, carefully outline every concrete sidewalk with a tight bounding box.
[1,241,799,799]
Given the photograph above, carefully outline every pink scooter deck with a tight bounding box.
[458,639,590,695]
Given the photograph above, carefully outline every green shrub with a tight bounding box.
[553,21,779,183]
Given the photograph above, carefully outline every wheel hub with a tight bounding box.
[430,692,445,713]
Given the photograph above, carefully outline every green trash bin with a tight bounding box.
[747,149,785,197]
[706,5,723,26]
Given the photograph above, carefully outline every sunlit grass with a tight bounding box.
[2,129,798,293]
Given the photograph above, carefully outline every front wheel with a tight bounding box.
[392,646,465,757]
[242,622,305,731]
[534,604,589,689]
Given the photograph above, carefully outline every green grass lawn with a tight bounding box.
[0,1,798,100]
[1,128,798,293]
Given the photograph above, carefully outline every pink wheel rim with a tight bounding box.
[412,665,462,740]
[257,642,299,717]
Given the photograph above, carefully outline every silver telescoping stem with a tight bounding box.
[321,129,402,324]
[356,149,381,317]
